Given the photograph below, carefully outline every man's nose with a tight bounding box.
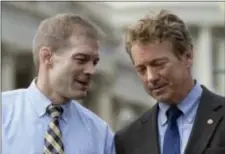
[84,62,96,76]
[147,67,159,83]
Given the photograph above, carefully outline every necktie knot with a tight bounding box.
[166,106,182,122]
[46,104,63,119]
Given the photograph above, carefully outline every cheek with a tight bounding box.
[70,66,84,76]
[62,60,77,72]
[159,65,173,77]
[69,60,85,72]
[138,75,148,86]
[169,66,185,82]
[52,63,72,79]
[159,64,179,82]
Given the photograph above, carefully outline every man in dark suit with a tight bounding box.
[115,10,225,154]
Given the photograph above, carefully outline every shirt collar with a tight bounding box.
[158,81,203,126]
[177,82,202,123]
[27,79,71,123]
[158,102,170,126]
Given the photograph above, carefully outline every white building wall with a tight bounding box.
[1,1,224,129]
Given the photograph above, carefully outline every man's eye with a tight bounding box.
[137,67,146,74]
[154,62,166,67]
[75,58,86,63]
[155,62,163,65]
[93,60,98,66]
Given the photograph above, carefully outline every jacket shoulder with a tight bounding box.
[115,104,157,138]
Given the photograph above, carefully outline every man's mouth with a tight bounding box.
[152,84,167,92]
[75,79,89,87]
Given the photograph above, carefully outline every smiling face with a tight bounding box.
[131,41,193,104]
[48,35,99,100]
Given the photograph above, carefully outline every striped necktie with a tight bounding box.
[44,104,64,154]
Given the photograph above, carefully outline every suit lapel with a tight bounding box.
[184,86,224,154]
[135,105,160,154]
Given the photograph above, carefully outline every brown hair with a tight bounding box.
[32,13,99,71]
[125,10,193,60]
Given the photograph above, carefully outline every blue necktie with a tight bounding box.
[163,106,182,154]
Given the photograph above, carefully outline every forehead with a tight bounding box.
[131,41,173,59]
[132,40,173,53]
[131,41,178,66]
[68,35,99,56]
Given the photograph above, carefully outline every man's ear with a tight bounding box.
[39,47,53,66]
[185,48,194,68]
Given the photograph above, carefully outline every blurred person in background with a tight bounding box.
[115,10,225,154]
[2,13,115,154]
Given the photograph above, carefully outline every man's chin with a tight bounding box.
[152,93,169,102]
[71,90,88,100]
[156,97,168,102]
[154,95,177,104]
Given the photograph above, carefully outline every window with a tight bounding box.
[213,38,225,96]
[15,53,35,89]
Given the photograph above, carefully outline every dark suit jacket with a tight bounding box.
[115,86,225,154]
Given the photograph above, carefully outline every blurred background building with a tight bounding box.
[1,1,225,131]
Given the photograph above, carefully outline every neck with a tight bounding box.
[36,72,68,105]
[167,77,195,105]
[175,78,195,104]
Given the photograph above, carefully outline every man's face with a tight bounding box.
[49,35,99,100]
[130,41,193,103]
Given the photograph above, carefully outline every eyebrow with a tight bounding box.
[73,53,99,61]
[135,57,169,68]
[149,57,169,65]
[73,53,87,57]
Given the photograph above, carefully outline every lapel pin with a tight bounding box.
[207,119,213,124]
